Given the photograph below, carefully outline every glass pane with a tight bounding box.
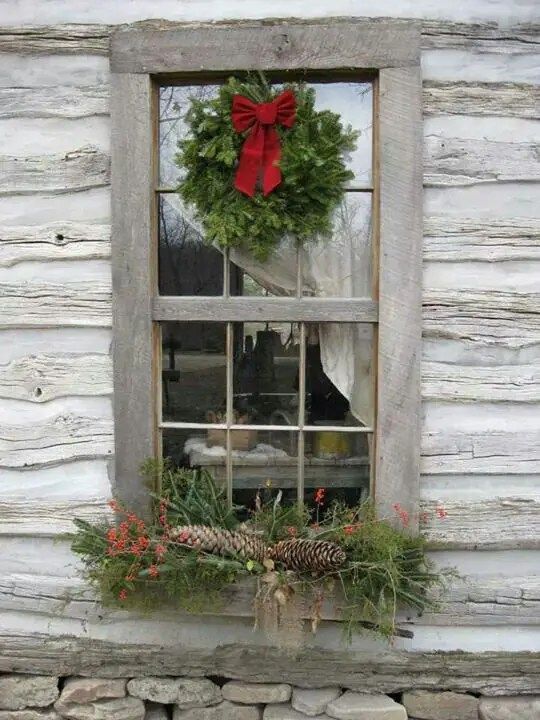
[304,323,373,428]
[162,322,226,423]
[303,430,370,507]
[233,322,300,425]
[310,81,373,187]
[158,193,224,296]
[302,192,372,298]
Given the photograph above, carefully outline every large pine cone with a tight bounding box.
[270,538,346,573]
[169,524,267,562]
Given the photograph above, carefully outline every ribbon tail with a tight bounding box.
[235,123,264,197]
[261,127,282,196]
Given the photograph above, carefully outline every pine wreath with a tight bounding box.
[176,74,358,260]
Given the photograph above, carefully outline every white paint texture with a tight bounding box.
[0,4,539,659]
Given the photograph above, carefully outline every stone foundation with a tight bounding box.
[0,674,538,720]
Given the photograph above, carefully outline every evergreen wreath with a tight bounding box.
[176,74,358,260]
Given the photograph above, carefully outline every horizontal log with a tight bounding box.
[0,145,110,195]
[421,497,540,550]
[423,289,540,349]
[0,23,112,54]
[0,85,109,119]
[0,353,112,403]
[421,431,540,475]
[423,217,540,261]
[422,361,540,402]
[0,222,110,266]
[0,499,111,535]
[0,631,538,694]
[420,20,539,53]
[423,81,540,119]
[424,136,540,187]
[0,412,113,470]
[0,281,111,328]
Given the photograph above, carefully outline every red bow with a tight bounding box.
[231,90,296,197]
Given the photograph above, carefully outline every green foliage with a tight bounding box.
[71,463,451,640]
[176,73,358,260]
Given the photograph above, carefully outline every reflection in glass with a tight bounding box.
[161,321,226,423]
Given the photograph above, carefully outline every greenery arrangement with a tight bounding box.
[176,74,358,260]
[72,461,450,642]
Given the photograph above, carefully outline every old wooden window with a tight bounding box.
[110,20,422,527]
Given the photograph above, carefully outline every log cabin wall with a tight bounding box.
[0,0,539,680]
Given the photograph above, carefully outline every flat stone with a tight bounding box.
[402,691,477,720]
[222,682,291,704]
[326,693,407,720]
[292,688,341,716]
[127,678,220,708]
[145,703,169,720]
[264,704,330,719]
[0,711,61,720]
[0,676,59,711]
[173,701,261,720]
[54,696,145,720]
[59,679,126,705]
[479,696,540,720]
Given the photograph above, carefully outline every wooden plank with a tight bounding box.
[153,297,378,323]
[0,500,110,536]
[421,497,540,550]
[423,82,540,119]
[0,222,110,266]
[0,145,110,195]
[424,136,540,187]
[424,217,540,261]
[422,361,540,403]
[0,281,111,328]
[0,632,538,695]
[0,353,112,403]
[110,20,421,73]
[421,20,540,53]
[421,431,540,475]
[0,85,109,119]
[0,23,112,54]
[111,72,156,517]
[375,66,422,527]
[0,412,113,470]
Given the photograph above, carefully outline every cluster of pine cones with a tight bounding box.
[169,525,346,573]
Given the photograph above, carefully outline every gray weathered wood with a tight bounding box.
[110,20,421,73]
[422,361,540,402]
[421,20,540,53]
[0,413,113,469]
[0,632,538,695]
[423,217,540,261]
[111,72,156,517]
[0,23,112,54]
[0,281,111,328]
[0,222,110,266]
[424,136,540,187]
[0,145,110,195]
[0,85,109,119]
[0,353,112,403]
[153,297,378,323]
[0,500,110,535]
[375,66,423,527]
[421,497,540,550]
[423,81,540,119]
[421,431,540,475]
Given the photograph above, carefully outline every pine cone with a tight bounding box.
[270,538,346,573]
[170,524,267,562]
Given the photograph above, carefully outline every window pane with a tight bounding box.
[162,321,226,423]
[233,322,300,425]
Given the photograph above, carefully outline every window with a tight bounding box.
[110,19,422,527]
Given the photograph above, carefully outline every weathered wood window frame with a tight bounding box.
[110,19,422,528]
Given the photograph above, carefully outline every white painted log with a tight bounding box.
[2,460,111,502]
[423,289,540,349]
[0,222,110,266]
[0,353,112,403]
[0,281,111,328]
[421,497,540,549]
[0,412,113,469]
[423,81,540,119]
[0,145,110,195]
[0,499,111,535]
[0,85,109,119]
[421,431,540,474]
[424,217,540,261]
[424,136,540,187]
[422,361,540,402]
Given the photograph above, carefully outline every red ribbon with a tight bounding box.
[231,90,296,197]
